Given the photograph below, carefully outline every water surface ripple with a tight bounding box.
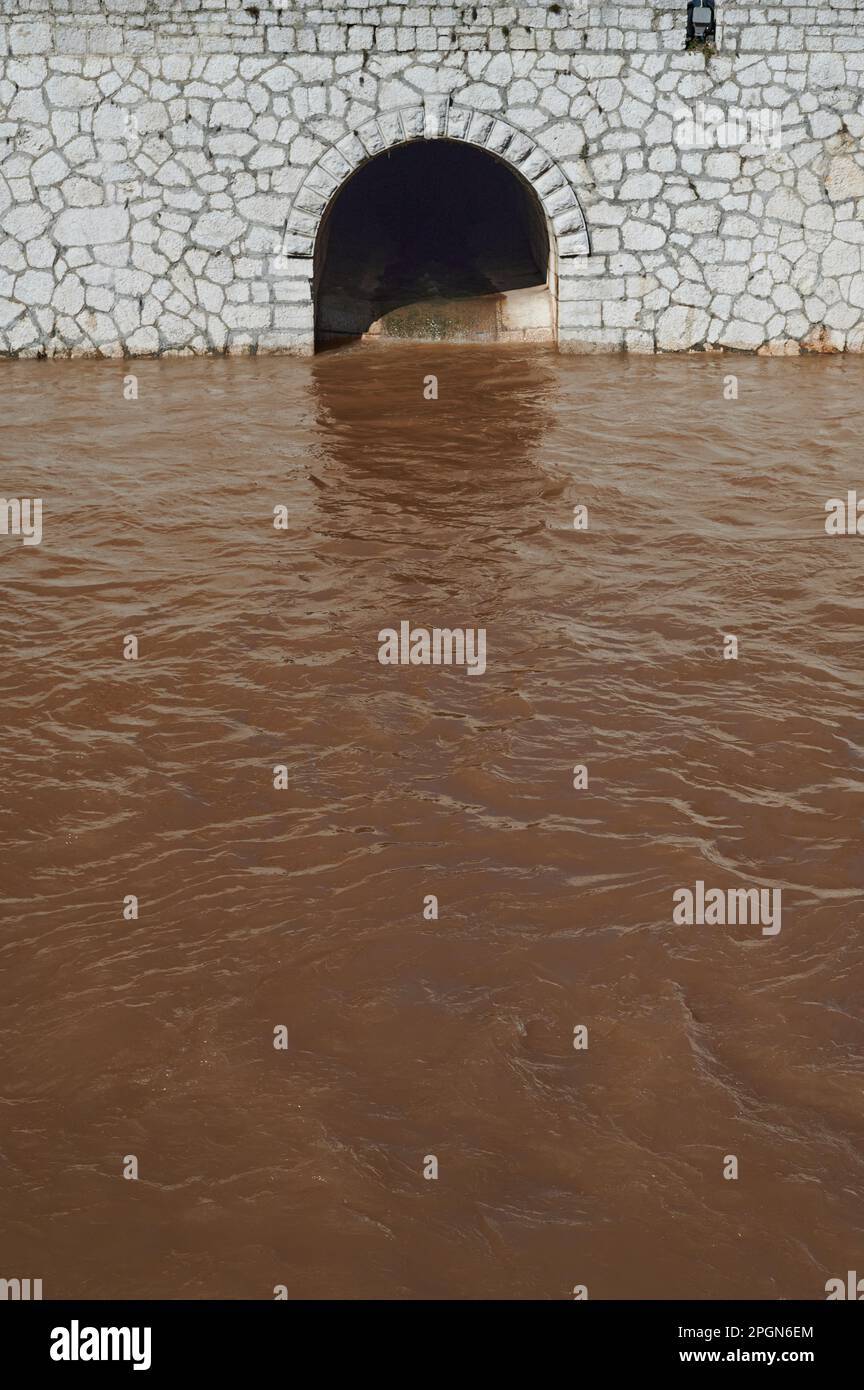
[1,348,862,1299]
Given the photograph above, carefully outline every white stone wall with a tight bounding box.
[0,1,863,356]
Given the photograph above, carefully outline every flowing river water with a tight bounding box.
[1,346,862,1300]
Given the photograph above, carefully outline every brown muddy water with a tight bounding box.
[1,346,862,1302]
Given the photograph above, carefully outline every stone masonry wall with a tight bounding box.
[0,1,862,355]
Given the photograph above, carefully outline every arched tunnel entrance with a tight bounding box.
[313,140,556,349]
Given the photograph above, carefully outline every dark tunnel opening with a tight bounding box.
[313,140,554,349]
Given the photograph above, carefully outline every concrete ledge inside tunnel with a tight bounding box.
[313,140,556,350]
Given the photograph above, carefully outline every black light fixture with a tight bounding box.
[687,0,716,43]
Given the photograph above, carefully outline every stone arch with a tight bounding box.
[284,97,590,263]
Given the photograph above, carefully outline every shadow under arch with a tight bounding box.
[313,138,557,350]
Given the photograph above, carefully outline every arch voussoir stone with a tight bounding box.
[290,98,591,265]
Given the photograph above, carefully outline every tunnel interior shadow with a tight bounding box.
[314,140,551,349]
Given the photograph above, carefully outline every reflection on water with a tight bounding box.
[0,346,862,1299]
